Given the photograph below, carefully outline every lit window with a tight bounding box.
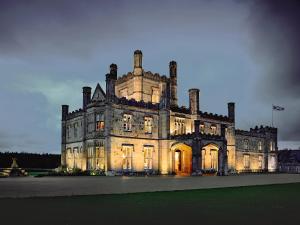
[174,118,185,135]
[151,87,160,103]
[270,141,275,151]
[211,125,217,135]
[258,155,263,169]
[144,117,153,134]
[244,139,249,150]
[243,154,250,169]
[123,114,132,131]
[144,146,153,170]
[96,144,105,170]
[96,114,105,131]
[122,145,133,170]
[258,141,262,151]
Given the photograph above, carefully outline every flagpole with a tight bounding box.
[272,104,274,127]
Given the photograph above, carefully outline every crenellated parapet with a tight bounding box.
[199,111,230,122]
[236,125,277,137]
[66,109,84,120]
[115,97,160,110]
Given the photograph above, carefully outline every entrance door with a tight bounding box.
[175,150,182,173]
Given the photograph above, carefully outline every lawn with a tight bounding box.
[1,183,299,225]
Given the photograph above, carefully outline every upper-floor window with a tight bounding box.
[210,125,217,135]
[96,114,105,131]
[144,117,153,134]
[123,114,132,131]
[174,118,185,135]
[74,123,78,138]
[270,141,275,151]
[151,87,160,103]
[258,141,262,151]
[67,126,70,138]
[244,139,249,150]
[200,123,205,134]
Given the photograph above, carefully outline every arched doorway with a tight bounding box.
[202,143,219,172]
[171,143,192,175]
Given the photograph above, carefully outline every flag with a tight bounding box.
[273,105,284,111]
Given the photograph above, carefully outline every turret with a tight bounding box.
[106,63,118,100]
[169,61,178,106]
[133,50,143,76]
[82,86,92,110]
[61,105,69,121]
[189,88,200,115]
[228,102,235,122]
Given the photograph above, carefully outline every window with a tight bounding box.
[244,139,249,150]
[210,150,218,170]
[96,145,105,170]
[211,125,217,135]
[122,145,133,170]
[151,87,160,103]
[96,114,105,131]
[74,123,78,138]
[258,141,262,151]
[123,114,132,131]
[144,117,153,134]
[174,118,185,135]
[243,154,250,169]
[67,126,70,138]
[270,141,275,151]
[200,123,205,134]
[258,155,263,169]
[144,146,153,170]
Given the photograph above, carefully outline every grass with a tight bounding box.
[1,183,300,225]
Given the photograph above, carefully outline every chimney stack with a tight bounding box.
[228,102,235,122]
[82,87,92,110]
[133,50,143,76]
[189,88,200,115]
[62,105,69,121]
[169,61,178,106]
[106,64,118,100]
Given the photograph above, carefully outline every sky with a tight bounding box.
[0,0,300,153]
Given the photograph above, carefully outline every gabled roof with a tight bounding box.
[91,83,106,101]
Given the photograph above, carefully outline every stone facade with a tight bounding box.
[61,50,278,175]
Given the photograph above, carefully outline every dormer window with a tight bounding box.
[123,114,132,131]
[144,117,153,134]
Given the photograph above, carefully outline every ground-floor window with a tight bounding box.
[210,150,218,170]
[122,145,133,170]
[258,155,263,169]
[144,146,153,170]
[244,154,250,169]
[96,146,105,170]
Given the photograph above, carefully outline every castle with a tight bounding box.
[61,50,278,175]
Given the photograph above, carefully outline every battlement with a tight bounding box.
[115,97,159,110]
[236,125,277,137]
[66,109,84,120]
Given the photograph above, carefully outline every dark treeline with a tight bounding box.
[0,152,60,169]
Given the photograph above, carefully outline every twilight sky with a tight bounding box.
[0,0,300,153]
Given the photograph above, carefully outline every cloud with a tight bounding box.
[247,0,300,141]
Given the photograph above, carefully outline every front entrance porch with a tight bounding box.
[171,143,192,175]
